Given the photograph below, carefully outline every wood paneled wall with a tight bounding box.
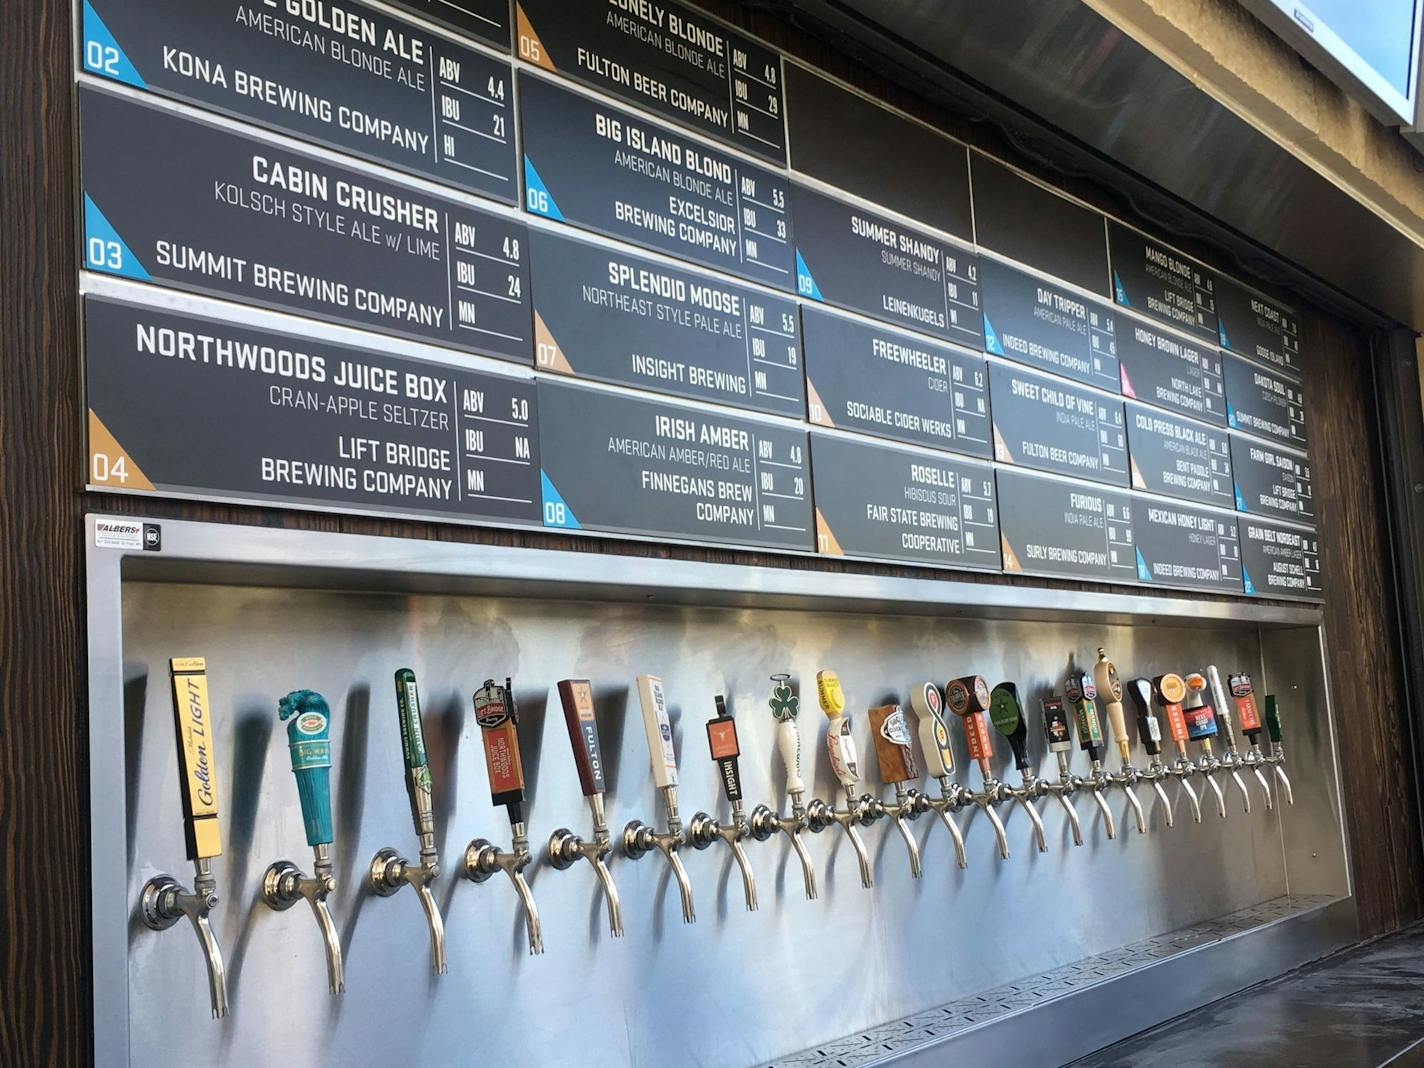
[3,1,1420,1062]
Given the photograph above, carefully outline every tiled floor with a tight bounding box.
[1072,922,1424,1068]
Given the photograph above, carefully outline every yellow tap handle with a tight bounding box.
[169,657,222,861]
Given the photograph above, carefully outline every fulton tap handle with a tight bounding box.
[393,669,437,859]
[558,679,607,800]
[769,674,805,796]
[868,704,923,877]
[1040,697,1083,846]
[990,683,1047,853]
[1265,695,1295,806]
[1094,650,1132,764]
[1126,679,1174,828]
[475,678,527,824]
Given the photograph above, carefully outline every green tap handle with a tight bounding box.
[394,669,435,842]
[989,682,1031,772]
[1265,695,1283,744]
[278,690,334,847]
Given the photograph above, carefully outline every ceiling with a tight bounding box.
[775,0,1422,333]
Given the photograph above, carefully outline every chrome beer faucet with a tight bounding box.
[1183,672,1230,820]
[1125,678,1176,828]
[863,702,924,878]
[749,674,818,901]
[1227,673,1276,809]
[1153,673,1204,824]
[988,683,1049,853]
[1039,697,1084,846]
[263,690,344,994]
[368,669,446,975]
[1264,695,1295,806]
[946,675,1011,859]
[547,679,624,938]
[141,657,229,1018]
[688,696,758,911]
[908,682,969,869]
[1064,669,1116,840]
[1207,665,1255,814]
[622,675,696,925]
[1095,649,1147,835]
[804,670,874,888]
[463,678,543,956]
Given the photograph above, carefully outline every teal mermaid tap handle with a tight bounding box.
[279,690,334,846]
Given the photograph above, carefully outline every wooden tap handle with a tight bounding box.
[558,679,605,796]
[868,704,918,785]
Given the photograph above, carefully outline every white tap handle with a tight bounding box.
[826,715,860,788]
[636,674,677,790]
[777,719,805,794]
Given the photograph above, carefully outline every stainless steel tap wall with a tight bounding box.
[119,580,1344,1066]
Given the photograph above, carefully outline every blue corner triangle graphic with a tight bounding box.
[1113,271,1130,307]
[795,250,823,302]
[523,157,564,221]
[82,1,146,88]
[1219,321,1231,349]
[1136,548,1153,582]
[984,314,1004,355]
[1242,565,1256,596]
[83,194,149,280]
[1234,483,1248,512]
[1226,400,1238,429]
[540,470,581,529]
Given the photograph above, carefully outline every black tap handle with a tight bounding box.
[707,695,743,803]
[1126,678,1163,757]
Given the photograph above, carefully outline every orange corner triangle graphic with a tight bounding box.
[993,424,1015,464]
[1130,458,1147,490]
[1001,535,1023,572]
[515,4,557,72]
[815,509,845,556]
[534,310,575,375]
[88,409,156,492]
[806,377,834,427]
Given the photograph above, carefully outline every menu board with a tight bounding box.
[988,362,1128,487]
[1133,502,1242,594]
[810,433,999,570]
[519,74,793,289]
[1116,317,1225,425]
[84,296,540,523]
[1223,351,1308,448]
[785,65,972,239]
[536,380,813,548]
[528,229,804,417]
[1216,277,1301,378]
[80,0,518,203]
[1125,403,1234,508]
[979,257,1120,391]
[1229,435,1315,524]
[1109,222,1218,342]
[386,0,510,49]
[801,307,989,458]
[1239,517,1323,601]
[792,185,983,348]
[516,0,786,161]
[996,468,1137,583]
[970,154,1109,295]
[79,86,530,360]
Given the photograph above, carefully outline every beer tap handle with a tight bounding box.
[1207,666,1252,814]
[1265,696,1294,806]
[393,669,437,862]
[947,675,1011,859]
[1229,673,1273,809]
[989,683,1047,853]
[763,674,817,899]
[1065,671,1115,840]
[814,671,874,888]
[1184,673,1229,819]
[1126,677,1174,829]
[867,704,923,877]
[623,675,695,924]
[1155,673,1202,824]
[265,690,344,994]
[551,680,623,938]
[1040,698,1084,847]
[909,683,969,869]
[142,657,229,1018]
[689,696,760,911]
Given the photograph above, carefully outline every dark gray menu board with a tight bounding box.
[385,0,510,49]
[792,185,982,348]
[1223,352,1308,448]
[1215,276,1301,377]
[537,380,812,548]
[970,154,1109,295]
[809,433,999,570]
[1229,435,1314,524]
[519,74,794,289]
[1116,317,1225,426]
[1109,222,1218,342]
[1126,403,1234,508]
[785,65,972,239]
[80,86,530,360]
[517,0,785,162]
[979,257,1119,391]
[81,0,517,202]
[84,297,540,523]
[988,362,1128,487]
[996,468,1137,583]
[1133,501,1242,594]
[1239,517,1322,601]
[529,229,803,416]
[801,307,989,458]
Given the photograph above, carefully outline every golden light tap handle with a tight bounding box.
[169,657,222,861]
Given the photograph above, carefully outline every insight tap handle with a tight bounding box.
[278,690,334,847]
[636,674,678,790]
[909,682,955,779]
[947,675,995,781]
[1094,649,1132,762]
[558,679,606,797]
[171,657,223,863]
[1064,671,1105,761]
[988,682,1031,772]
[1126,678,1164,757]
[769,674,805,795]
[393,668,435,847]
[706,696,743,802]
[474,678,526,823]
[868,704,919,784]
[818,670,860,788]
